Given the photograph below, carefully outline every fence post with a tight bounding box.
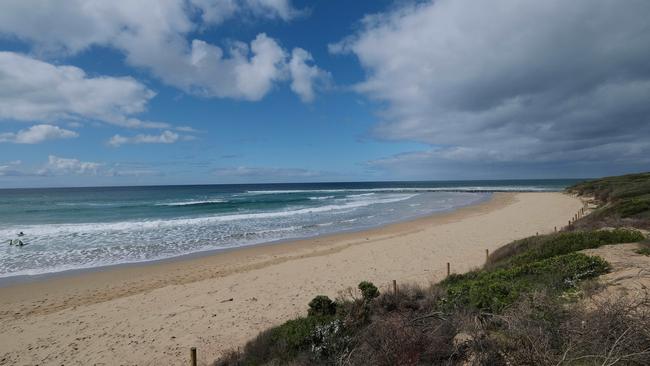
[485,249,489,262]
[191,347,197,366]
[393,279,397,295]
[554,226,557,232]
[447,262,450,277]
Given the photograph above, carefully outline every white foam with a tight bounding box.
[308,196,334,200]
[346,193,376,198]
[247,186,555,194]
[0,194,417,237]
[157,199,227,206]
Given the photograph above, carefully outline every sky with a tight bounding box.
[0,0,649,188]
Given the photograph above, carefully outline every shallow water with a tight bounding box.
[0,180,578,278]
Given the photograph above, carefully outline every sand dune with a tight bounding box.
[0,192,582,365]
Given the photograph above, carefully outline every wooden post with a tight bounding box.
[447,262,450,277]
[393,279,397,295]
[190,347,197,366]
[554,226,557,232]
[536,232,538,236]
[485,249,489,262]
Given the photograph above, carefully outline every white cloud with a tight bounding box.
[40,155,102,176]
[0,124,78,144]
[108,130,193,147]
[175,126,199,132]
[289,48,330,102]
[0,52,165,128]
[0,156,166,178]
[0,160,22,176]
[191,0,301,24]
[0,0,323,102]
[333,0,650,173]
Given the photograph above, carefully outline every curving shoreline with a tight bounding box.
[0,192,582,365]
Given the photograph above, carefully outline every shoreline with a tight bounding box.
[0,192,502,310]
[0,192,583,365]
[0,192,492,287]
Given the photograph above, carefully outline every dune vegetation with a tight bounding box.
[215,173,650,365]
[567,172,650,229]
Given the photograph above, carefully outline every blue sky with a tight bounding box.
[1,0,649,187]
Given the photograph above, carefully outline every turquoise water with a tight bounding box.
[0,180,580,278]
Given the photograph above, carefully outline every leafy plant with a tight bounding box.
[358,281,379,301]
[442,253,609,312]
[308,295,337,317]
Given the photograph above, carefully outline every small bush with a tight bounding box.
[636,247,650,256]
[358,281,379,301]
[308,295,336,317]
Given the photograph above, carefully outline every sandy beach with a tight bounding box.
[0,192,582,365]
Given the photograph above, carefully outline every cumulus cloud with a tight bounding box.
[0,52,165,128]
[0,0,324,102]
[1,156,164,178]
[0,160,22,176]
[0,124,78,144]
[191,0,302,24]
[333,0,650,176]
[107,130,194,147]
[40,155,102,176]
[289,48,330,102]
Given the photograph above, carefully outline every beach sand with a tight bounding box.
[0,192,582,365]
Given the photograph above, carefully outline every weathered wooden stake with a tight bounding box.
[393,279,397,295]
[190,347,197,366]
[554,226,557,232]
[447,262,450,277]
[485,249,489,262]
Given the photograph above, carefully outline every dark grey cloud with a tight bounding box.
[333,0,650,177]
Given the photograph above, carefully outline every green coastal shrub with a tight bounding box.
[226,315,336,364]
[618,195,650,217]
[358,281,379,301]
[567,172,650,228]
[487,229,644,268]
[442,253,609,312]
[308,295,337,317]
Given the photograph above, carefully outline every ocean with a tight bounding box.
[0,179,580,279]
